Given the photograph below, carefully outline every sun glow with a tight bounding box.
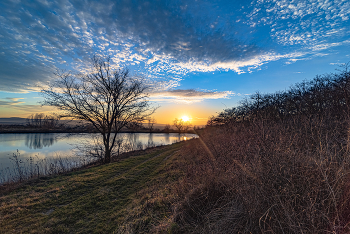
[181,115,190,122]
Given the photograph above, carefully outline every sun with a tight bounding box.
[181,115,190,122]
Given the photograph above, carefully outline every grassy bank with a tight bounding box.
[0,142,186,233]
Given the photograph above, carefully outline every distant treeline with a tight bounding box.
[208,63,350,125]
[26,113,61,129]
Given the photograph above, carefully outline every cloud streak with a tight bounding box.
[150,89,233,103]
[0,97,25,106]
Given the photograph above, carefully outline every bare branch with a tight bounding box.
[41,56,156,163]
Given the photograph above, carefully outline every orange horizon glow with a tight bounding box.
[150,103,216,126]
[0,102,215,126]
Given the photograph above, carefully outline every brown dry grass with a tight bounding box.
[171,114,350,233]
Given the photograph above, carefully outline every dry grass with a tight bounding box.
[172,114,350,233]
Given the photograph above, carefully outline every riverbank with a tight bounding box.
[0,141,187,233]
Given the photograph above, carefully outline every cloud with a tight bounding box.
[150,89,233,103]
[0,55,56,92]
[249,0,350,46]
[0,97,53,114]
[0,97,25,106]
[4,104,52,112]
[330,62,345,66]
[0,0,349,92]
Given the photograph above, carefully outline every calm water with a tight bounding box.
[0,133,197,180]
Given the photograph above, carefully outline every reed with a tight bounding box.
[0,152,90,185]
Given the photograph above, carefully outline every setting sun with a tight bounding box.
[181,115,190,122]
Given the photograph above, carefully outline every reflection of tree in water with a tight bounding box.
[148,133,155,147]
[178,134,182,142]
[25,133,57,149]
[128,133,138,145]
[175,134,186,143]
[164,133,170,144]
[127,133,143,150]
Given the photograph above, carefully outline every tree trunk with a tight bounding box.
[105,149,111,163]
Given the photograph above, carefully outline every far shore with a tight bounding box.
[0,125,196,134]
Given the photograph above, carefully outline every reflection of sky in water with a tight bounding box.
[0,133,197,170]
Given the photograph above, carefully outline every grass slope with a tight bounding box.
[0,142,185,233]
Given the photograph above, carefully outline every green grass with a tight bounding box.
[0,142,185,233]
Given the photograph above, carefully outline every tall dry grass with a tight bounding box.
[173,113,350,233]
[0,151,91,185]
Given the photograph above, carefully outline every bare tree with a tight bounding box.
[26,113,44,127]
[126,121,143,132]
[173,118,184,133]
[173,118,192,133]
[164,124,171,133]
[147,117,156,132]
[183,122,192,132]
[26,113,61,129]
[41,56,156,163]
[42,114,60,129]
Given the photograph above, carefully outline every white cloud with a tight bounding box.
[250,0,350,46]
[150,89,234,103]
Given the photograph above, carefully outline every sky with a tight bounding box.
[0,0,350,125]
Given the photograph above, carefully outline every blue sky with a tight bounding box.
[0,0,349,124]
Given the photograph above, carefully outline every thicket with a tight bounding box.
[208,63,350,125]
[173,64,350,233]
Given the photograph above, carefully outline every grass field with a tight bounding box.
[0,142,186,233]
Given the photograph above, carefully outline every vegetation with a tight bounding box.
[173,118,192,133]
[0,151,87,185]
[0,143,184,233]
[164,124,171,133]
[26,113,62,129]
[208,63,350,125]
[147,117,157,133]
[41,56,155,163]
[171,64,350,233]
